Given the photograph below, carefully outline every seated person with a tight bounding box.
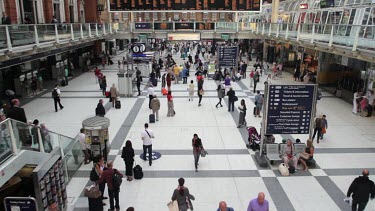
[299,139,314,171]
[282,139,298,171]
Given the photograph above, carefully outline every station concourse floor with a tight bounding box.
[22,52,375,211]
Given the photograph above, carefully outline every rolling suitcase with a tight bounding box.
[149,113,155,123]
[115,100,121,109]
[133,164,143,179]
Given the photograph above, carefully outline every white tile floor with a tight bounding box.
[20,50,375,211]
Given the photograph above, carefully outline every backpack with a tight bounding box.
[52,89,58,98]
[112,169,122,190]
[90,165,99,182]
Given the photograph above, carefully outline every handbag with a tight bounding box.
[234,96,238,102]
[84,185,102,198]
[167,200,179,211]
[199,89,204,95]
[278,163,289,176]
[300,152,310,160]
[200,148,207,157]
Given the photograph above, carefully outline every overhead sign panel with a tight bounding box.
[108,0,261,12]
[265,85,315,135]
[217,46,238,69]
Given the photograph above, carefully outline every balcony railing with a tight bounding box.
[0,23,113,55]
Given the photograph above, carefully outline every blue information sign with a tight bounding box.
[265,85,315,135]
[218,46,238,69]
[4,197,38,211]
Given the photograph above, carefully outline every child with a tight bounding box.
[188,80,194,101]
[320,115,328,139]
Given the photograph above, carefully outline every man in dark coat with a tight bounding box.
[6,99,27,123]
[347,169,375,211]
[95,99,105,117]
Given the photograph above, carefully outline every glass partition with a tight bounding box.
[36,24,57,43]
[0,119,12,164]
[10,25,35,47]
[62,137,82,182]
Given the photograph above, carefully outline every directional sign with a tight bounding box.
[265,85,315,135]
[140,152,162,161]
[217,46,238,69]
[4,197,38,211]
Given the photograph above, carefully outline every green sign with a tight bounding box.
[139,34,148,39]
[221,34,230,39]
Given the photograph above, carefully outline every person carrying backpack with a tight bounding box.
[52,84,64,112]
[96,160,123,211]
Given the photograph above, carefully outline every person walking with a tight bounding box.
[249,69,254,88]
[147,85,155,109]
[254,91,263,118]
[121,140,135,181]
[101,76,107,96]
[93,155,108,206]
[227,87,236,112]
[141,123,154,166]
[171,178,195,211]
[182,66,189,84]
[238,99,247,128]
[78,128,90,164]
[136,73,142,96]
[150,95,160,121]
[192,134,203,172]
[320,115,328,139]
[312,116,323,144]
[353,91,362,114]
[197,79,204,107]
[188,80,194,101]
[52,84,64,112]
[167,90,175,117]
[247,192,269,211]
[216,84,224,108]
[167,73,172,91]
[96,160,123,211]
[217,201,234,211]
[109,84,119,108]
[346,169,375,211]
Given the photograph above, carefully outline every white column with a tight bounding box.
[59,0,66,23]
[73,0,78,22]
[55,24,60,43]
[37,0,45,23]
[15,0,22,24]
[71,24,74,40]
[34,25,40,45]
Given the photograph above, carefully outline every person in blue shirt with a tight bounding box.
[217,201,234,211]
[182,66,189,84]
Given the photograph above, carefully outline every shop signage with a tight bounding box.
[4,197,38,211]
[221,34,231,40]
[0,42,94,69]
[97,4,104,11]
[131,43,146,53]
[140,152,162,161]
[299,3,308,9]
[135,23,152,29]
[265,85,316,135]
[218,46,238,68]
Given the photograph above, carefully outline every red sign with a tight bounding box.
[300,3,308,9]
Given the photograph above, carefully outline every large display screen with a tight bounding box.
[108,0,261,11]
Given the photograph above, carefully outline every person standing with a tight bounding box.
[95,99,106,117]
[242,62,248,79]
[141,123,154,166]
[353,91,362,114]
[254,91,263,118]
[147,85,155,109]
[216,84,224,108]
[167,91,175,117]
[346,169,375,211]
[171,178,195,211]
[101,76,107,96]
[188,80,194,101]
[192,134,203,172]
[227,87,236,112]
[52,84,64,112]
[78,128,90,164]
[109,84,119,108]
[121,140,135,181]
[166,73,172,91]
[247,192,269,211]
[197,79,204,107]
[1,12,11,24]
[93,155,107,206]
[182,66,188,84]
[6,99,27,123]
[136,72,142,96]
[217,201,234,211]
[367,90,374,117]
[150,95,160,121]
[253,70,260,93]
[238,99,247,128]
[312,116,323,144]
[96,160,123,211]
[31,77,37,96]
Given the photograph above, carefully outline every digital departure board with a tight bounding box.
[108,0,261,11]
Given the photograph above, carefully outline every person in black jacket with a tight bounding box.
[121,140,135,181]
[347,169,375,211]
[192,134,203,172]
[6,99,27,123]
[227,87,236,112]
[95,99,105,117]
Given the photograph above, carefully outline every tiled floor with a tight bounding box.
[22,50,375,211]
